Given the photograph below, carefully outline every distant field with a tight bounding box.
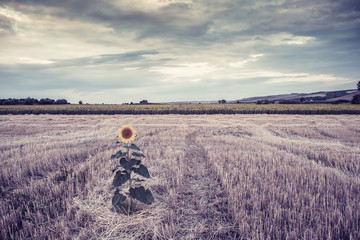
[1,103,360,115]
[1,114,359,239]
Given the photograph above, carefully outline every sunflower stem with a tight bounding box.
[126,143,133,216]
[128,173,133,215]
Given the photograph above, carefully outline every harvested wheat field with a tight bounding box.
[1,114,360,239]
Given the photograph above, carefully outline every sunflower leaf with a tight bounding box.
[111,150,124,159]
[132,164,150,178]
[120,158,141,171]
[132,178,145,182]
[132,152,145,158]
[129,186,154,204]
[111,165,120,173]
[125,143,140,151]
[119,157,126,166]
[113,171,130,187]
[112,190,127,207]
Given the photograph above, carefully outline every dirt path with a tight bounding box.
[172,130,237,239]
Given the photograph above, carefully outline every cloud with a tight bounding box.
[264,33,315,45]
[230,54,264,68]
[0,4,29,24]
[0,0,359,103]
[0,50,168,94]
[266,73,354,85]
[149,62,217,82]
[53,51,161,67]
[18,57,54,64]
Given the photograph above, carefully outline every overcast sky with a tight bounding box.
[1,0,359,103]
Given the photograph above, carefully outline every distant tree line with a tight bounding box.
[122,100,150,105]
[0,97,69,105]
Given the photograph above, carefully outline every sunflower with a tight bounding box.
[119,125,136,143]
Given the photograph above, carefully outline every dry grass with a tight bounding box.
[0,114,359,239]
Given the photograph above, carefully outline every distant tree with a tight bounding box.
[79,100,83,105]
[55,99,68,104]
[218,100,221,104]
[140,100,148,104]
[333,99,350,104]
[4,98,21,105]
[24,97,38,105]
[357,80,360,91]
[278,99,300,104]
[39,98,55,105]
[220,99,226,104]
[325,91,347,99]
[1,98,14,105]
[351,94,360,104]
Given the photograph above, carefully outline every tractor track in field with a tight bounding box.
[173,130,238,240]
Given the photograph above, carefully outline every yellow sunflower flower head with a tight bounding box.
[118,125,136,143]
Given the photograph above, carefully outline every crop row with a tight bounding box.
[1,104,360,115]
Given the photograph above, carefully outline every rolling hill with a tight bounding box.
[231,89,359,104]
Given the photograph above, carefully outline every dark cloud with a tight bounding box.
[52,50,161,67]
[212,0,360,37]
[0,10,16,37]
[3,0,359,44]
[3,0,213,42]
